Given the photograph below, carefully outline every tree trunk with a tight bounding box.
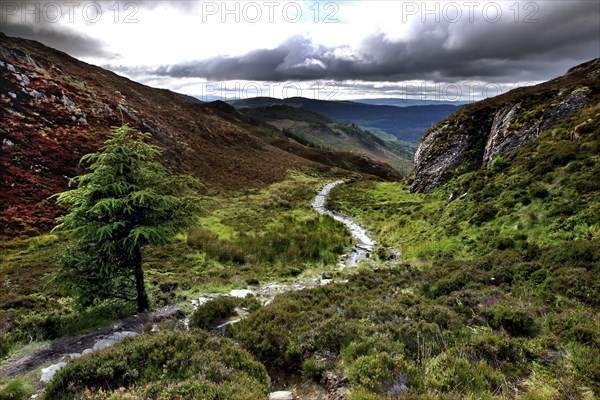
[133,246,150,312]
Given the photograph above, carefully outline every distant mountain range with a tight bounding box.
[229,97,460,144]
[351,98,472,107]
[240,105,414,175]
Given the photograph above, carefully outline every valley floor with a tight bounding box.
[1,172,598,400]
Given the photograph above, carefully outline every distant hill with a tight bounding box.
[240,105,414,174]
[229,97,460,144]
[351,98,472,107]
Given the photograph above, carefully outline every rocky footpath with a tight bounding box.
[189,180,377,330]
[312,180,376,266]
[1,181,375,398]
[0,306,183,382]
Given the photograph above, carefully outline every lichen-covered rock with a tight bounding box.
[411,123,471,192]
[482,88,589,167]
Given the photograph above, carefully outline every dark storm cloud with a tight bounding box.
[150,0,600,83]
[1,20,116,58]
[0,0,122,58]
[0,0,199,59]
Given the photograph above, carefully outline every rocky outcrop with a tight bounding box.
[411,58,599,192]
[481,102,539,167]
[483,88,589,167]
[410,123,471,192]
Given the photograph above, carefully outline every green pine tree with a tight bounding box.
[53,125,203,312]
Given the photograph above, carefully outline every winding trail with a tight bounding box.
[0,180,376,385]
[312,180,376,267]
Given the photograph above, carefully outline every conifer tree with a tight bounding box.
[53,125,203,311]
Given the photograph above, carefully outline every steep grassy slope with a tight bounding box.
[0,33,398,237]
[411,58,600,192]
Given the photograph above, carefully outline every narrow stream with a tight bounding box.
[38,181,377,383]
[312,180,376,267]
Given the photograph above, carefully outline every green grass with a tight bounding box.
[303,109,600,398]
[0,171,352,357]
[2,110,599,399]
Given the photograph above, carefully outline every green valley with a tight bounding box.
[0,27,599,400]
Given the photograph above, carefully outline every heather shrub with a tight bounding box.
[41,331,269,400]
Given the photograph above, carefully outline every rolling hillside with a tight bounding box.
[240,104,414,174]
[0,33,400,236]
[229,96,460,144]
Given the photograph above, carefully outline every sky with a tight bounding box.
[1,0,599,101]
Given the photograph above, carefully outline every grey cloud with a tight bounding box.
[0,0,191,59]
[1,20,117,58]
[149,0,599,83]
[0,0,118,59]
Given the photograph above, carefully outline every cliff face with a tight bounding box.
[411,59,600,192]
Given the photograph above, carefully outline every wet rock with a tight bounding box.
[269,391,295,400]
[40,331,139,381]
[111,331,137,341]
[229,289,254,298]
[92,331,138,351]
[312,181,376,266]
[92,339,114,352]
[40,362,66,383]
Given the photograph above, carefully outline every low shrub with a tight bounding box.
[348,353,409,395]
[424,351,503,394]
[0,335,10,358]
[188,295,260,330]
[188,296,241,330]
[301,356,330,382]
[471,203,498,225]
[41,330,269,400]
[0,378,35,400]
[484,303,540,337]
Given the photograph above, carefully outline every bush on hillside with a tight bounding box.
[41,330,269,400]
